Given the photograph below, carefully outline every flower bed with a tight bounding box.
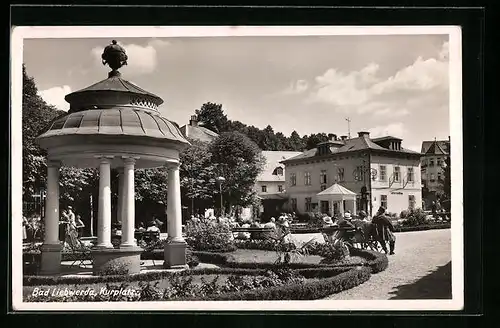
[24,264,370,302]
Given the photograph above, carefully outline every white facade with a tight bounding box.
[370,155,422,215]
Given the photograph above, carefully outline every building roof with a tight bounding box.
[371,135,403,142]
[64,73,164,110]
[37,108,189,145]
[421,140,450,155]
[282,135,421,164]
[179,124,219,143]
[317,183,357,196]
[258,151,302,182]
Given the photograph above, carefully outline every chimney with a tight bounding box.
[358,131,370,138]
[340,135,347,141]
[189,114,198,127]
[328,133,337,141]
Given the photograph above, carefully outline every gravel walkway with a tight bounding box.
[322,229,452,300]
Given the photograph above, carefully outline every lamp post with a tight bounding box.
[216,176,225,216]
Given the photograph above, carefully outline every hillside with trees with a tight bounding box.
[195,102,333,152]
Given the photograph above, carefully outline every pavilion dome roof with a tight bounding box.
[36,40,189,149]
[39,108,188,144]
[64,71,164,113]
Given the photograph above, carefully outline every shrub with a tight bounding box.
[196,266,371,301]
[402,208,428,226]
[185,221,236,252]
[186,249,200,268]
[400,210,409,219]
[97,261,130,276]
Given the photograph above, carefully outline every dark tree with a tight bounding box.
[209,132,265,211]
[304,133,330,150]
[196,102,228,133]
[289,130,305,151]
[22,65,64,201]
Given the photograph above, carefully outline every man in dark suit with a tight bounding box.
[372,206,396,255]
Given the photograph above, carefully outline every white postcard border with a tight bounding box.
[11,25,463,312]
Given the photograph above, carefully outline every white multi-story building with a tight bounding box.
[420,137,450,209]
[281,132,423,216]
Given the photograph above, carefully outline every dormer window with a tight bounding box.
[273,167,284,176]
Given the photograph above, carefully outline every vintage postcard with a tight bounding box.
[11,25,463,311]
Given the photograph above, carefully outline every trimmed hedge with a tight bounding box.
[192,249,388,273]
[393,222,450,233]
[24,267,266,286]
[179,266,371,300]
[276,223,451,234]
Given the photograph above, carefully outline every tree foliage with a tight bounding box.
[209,132,265,209]
[196,102,228,134]
[135,168,170,205]
[194,102,338,152]
[22,65,64,199]
[180,140,217,201]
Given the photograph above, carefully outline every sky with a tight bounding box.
[23,34,450,152]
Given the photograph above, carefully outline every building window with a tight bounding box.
[429,159,435,167]
[320,170,327,184]
[381,195,388,209]
[305,197,312,212]
[278,185,283,192]
[379,165,387,181]
[337,167,345,182]
[274,167,284,176]
[438,174,443,181]
[261,185,267,193]
[407,167,415,182]
[437,160,442,167]
[430,173,436,182]
[355,165,365,181]
[290,173,296,186]
[409,195,416,209]
[394,166,401,182]
[290,198,297,212]
[304,172,311,185]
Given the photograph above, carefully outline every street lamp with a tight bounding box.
[216,176,226,216]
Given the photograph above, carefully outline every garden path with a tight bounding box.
[308,229,453,300]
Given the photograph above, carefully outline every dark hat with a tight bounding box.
[377,206,386,213]
[359,210,367,216]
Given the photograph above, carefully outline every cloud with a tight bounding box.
[281,79,309,94]
[298,41,449,119]
[91,39,170,76]
[368,122,406,138]
[38,85,72,111]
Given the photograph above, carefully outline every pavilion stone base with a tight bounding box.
[40,243,62,275]
[92,247,143,276]
[164,241,188,269]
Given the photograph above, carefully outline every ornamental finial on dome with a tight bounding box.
[101,40,128,76]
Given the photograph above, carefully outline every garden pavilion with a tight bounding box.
[316,183,357,217]
[36,40,190,275]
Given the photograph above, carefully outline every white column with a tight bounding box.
[96,156,113,248]
[117,167,124,229]
[44,161,60,245]
[121,157,136,247]
[167,163,184,242]
[339,200,345,216]
[352,198,357,215]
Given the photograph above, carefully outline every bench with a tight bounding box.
[231,227,274,240]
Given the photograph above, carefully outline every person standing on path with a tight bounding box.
[372,206,396,255]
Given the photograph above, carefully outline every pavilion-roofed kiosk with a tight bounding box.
[36,40,190,275]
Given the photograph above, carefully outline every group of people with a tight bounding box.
[59,206,85,247]
[321,207,396,255]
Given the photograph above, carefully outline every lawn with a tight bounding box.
[225,249,366,266]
